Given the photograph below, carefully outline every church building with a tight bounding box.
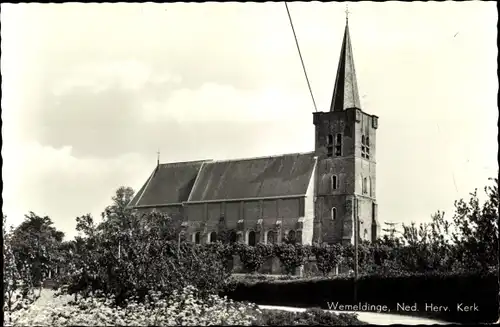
[127,18,380,246]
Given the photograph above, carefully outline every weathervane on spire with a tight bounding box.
[345,4,350,23]
[157,149,160,166]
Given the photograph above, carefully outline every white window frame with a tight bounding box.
[246,230,257,246]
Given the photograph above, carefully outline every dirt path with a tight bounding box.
[6,289,72,326]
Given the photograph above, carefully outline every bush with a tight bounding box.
[235,243,273,273]
[257,308,365,326]
[63,212,232,305]
[274,243,311,275]
[311,244,342,276]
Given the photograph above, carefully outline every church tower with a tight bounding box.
[313,16,380,245]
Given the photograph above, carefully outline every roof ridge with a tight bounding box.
[205,151,315,164]
[159,159,212,167]
[131,167,157,207]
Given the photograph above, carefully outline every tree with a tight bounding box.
[3,215,21,313]
[451,177,498,272]
[10,212,65,290]
[395,176,499,274]
[102,186,135,227]
[98,187,136,263]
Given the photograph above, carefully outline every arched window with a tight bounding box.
[288,230,296,243]
[194,232,201,245]
[336,133,342,144]
[266,230,276,244]
[331,175,338,191]
[229,230,237,244]
[248,231,256,246]
[366,137,370,147]
[209,232,217,243]
[362,135,365,145]
[363,177,368,194]
[331,207,337,221]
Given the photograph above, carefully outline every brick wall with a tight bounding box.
[186,197,304,244]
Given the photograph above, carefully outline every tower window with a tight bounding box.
[335,133,343,156]
[362,177,368,194]
[361,134,370,159]
[331,207,337,221]
[327,134,334,158]
[331,175,338,191]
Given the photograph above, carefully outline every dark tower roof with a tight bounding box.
[330,19,361,112]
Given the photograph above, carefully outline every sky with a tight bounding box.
[1,2,498,240]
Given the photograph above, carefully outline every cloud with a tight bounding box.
[51,60,183,96]
[141,83,311,123]
[32,58,312,159]
[2,139,152,239]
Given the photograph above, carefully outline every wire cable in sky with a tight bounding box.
[284,2,318,112]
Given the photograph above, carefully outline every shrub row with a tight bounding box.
[190,240,490,276]
[224,270,498,324]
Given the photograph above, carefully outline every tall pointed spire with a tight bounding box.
[330,10,361,112]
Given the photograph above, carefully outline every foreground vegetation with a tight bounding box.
[5,286,364,326]
[3,177,498,325]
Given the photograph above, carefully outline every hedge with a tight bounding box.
[223,270,498,324]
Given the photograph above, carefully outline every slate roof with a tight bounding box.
[330,21,361,112]
[129,160,210,207]
[187,152,317,202]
